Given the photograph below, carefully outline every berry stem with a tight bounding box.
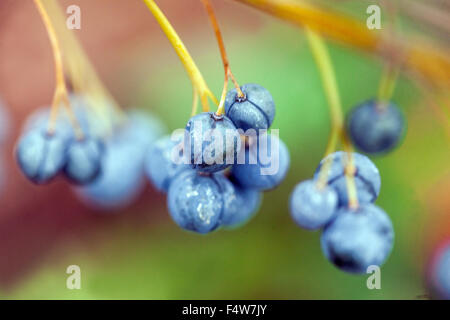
[232,0,450,87]
[377,64,399,109]
[191,88,199,117]
[305,28,343,188]
[342,134,359,210]
[143,0,218,112]
[33,0,83,140]
[200,0,244,116]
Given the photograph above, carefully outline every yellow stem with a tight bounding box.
[44,0,125,133]
[377,64,399,108]
[143,0,218,113]
[201,0,243,116]
[34,0,83,139]
[233,0,450,88]
[342,134,359,210]
[305,29,343,187]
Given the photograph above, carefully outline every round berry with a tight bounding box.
[76,138,145,209]
[63,136,104,185]
[321,204,394,274]
[221,179,262,228]
[225,83,275,133]
[231,134,290,191]
[289,180,338,230]
[314,151,381,207]
[429,243,450,299]
[145,132,189,192]
[167,170,230,234]
[347,100,405,154]
[184,112,241,173]
[76,111,164,209]
[16,129,69,184]
[23,107,73,139]
[119,109,166,152]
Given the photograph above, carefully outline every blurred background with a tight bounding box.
[0,0,449,299]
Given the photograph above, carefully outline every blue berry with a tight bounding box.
[221,179,262,228]
[184,112,240,173]
[145,132,189,192]
[167,170,230,234]
[63,136,104,185]
[119,110,166,152]
[321,204,394,274]
[225,83,275,133]
[347,100,405,154]
[314,151,381,207]
[231,134,290,191]
[77,110,165,209]
[24,107,73,140]
[289,180,338,230]
[16,128,69,184]
[429,243,450,299]
[76,138,146,209]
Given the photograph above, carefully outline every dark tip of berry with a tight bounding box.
[236,92,247,103]
[212,112,224,121]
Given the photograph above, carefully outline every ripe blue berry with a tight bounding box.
[289,180,338,230]
[221,179,262,228]
[347,100,405,154]
[16,128,69,184]
[167,170,230,234]
[76,138,146,209]
[231,134,290,191]
[429,243,450,299]
[119,110,166,152]
[77,111,165,209]
[24,107,73,140]
[314,151,381,207]
[145,132,189,192]
[184,112,241,173]
[321,204,394,274]
[63,136,104,185]
[225,83,275,133]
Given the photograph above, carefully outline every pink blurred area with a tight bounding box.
[0,0,261,291]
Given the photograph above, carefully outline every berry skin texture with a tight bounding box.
[321,204,394,274]
[429,243,450,300]
[221,180,262,228]
[63,136,104,185]
[231,134,290,191]
[314,151,381,207]
[145,133,189,192]
[347,100,405,154]
[184,112,241,173]
[16,129,69,184]
[289,180,338,230]
[167,170,230,234]
[225,83,275,133]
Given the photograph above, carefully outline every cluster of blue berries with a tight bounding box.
[16,95,165,209]
[429,242,450,300]
[145,84,290,233]
[289,151,394,274]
